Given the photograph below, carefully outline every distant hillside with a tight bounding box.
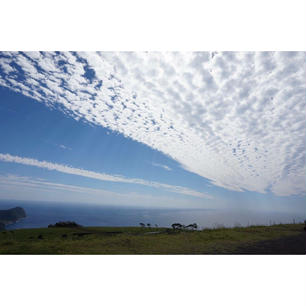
[0,207,26,229]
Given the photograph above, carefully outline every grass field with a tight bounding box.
[0,223,305,254]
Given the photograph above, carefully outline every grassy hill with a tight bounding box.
[0,223,305,254]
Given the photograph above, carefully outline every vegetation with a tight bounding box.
[48,221,82,228]
[171,223,198,230]
[0,223,305,254]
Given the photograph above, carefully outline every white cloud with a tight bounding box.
[0,51,305,196]
[0,153,210,199]
[152,162,172,171]
[58,144,71,150]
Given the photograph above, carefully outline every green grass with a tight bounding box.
[0,223,304,254]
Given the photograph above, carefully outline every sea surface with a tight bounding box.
[0,200,305,230]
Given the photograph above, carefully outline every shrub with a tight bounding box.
[171,223,183,230]
[48,221,82,228]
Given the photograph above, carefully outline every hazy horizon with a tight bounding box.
[1,199,305,230]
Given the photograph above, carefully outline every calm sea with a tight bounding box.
[0,200,304,230]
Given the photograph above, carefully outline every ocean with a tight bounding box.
[0,200,305,230]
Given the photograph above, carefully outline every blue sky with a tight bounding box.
[0,51,305,215]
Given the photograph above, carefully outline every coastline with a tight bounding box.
[0,216,26,230]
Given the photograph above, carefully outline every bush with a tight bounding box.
[171,223,183,230]
[48,221,82,228]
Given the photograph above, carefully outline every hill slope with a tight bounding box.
[0,223,305,254]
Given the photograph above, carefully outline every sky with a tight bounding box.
[0,51,305,215]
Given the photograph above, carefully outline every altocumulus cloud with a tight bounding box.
[0,52,305,196]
